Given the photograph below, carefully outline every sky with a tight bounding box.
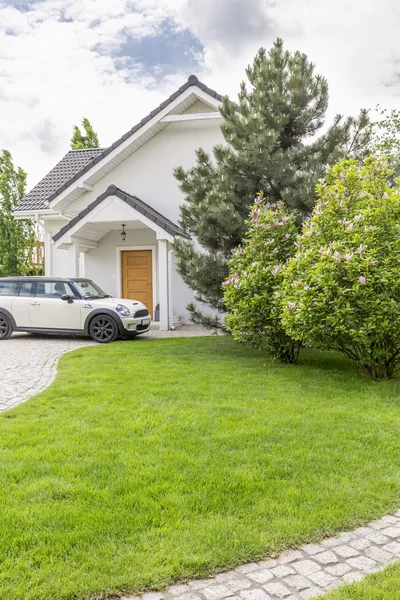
[0,0,399,189]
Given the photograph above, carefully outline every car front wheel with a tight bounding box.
[0,314,13,340]
[89,315,119,343]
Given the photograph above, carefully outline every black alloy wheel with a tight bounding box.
[89,315,119,343]
[0,314,12,340]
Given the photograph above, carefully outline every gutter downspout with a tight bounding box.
[168,248,174,330]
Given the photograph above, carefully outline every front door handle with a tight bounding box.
[30,302,40,306]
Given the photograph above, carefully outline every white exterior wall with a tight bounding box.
[41,113,224,325]
[67,119,223,222]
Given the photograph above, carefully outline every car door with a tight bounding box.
[0,280,20,317]
[29,281,82,330]
[11,281,36,327]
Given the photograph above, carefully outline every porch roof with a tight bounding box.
[52,185,189,244]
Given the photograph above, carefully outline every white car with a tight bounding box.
[0,277,151,343]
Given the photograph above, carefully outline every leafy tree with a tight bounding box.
[71,118,100,150]
[371,105,400,177]
[223,193,300,363]
[174,38,371,327]
[281,156,400,380]
[0,150,37,276]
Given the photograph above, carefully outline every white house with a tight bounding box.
[14,75,225,330]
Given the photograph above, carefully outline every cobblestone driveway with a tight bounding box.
[0,333,95,412]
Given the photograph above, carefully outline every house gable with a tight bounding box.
[15,75,223,215]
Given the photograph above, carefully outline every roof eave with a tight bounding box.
[53,184,189,247]
[48,80,223,212]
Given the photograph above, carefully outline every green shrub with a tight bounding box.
[281,156,400,379]
[223,194,300,363]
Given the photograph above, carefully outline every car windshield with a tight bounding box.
[73,279,111,299]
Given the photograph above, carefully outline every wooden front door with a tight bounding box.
[122,250,153,315]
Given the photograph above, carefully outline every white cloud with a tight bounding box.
[0,0,399,190]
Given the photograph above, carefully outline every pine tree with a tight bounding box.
[0,150,36,276]
[174,38,371,327]
[70,118,100,150]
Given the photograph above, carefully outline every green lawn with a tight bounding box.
[1,337,400,600]
[323,563,400,598]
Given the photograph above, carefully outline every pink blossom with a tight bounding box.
[333,252,341,262]
[359,276,367,285]
[347,222,356,232]
[271,265,281,276]
[285,233,291,239]
[273,291,281,298]
[304,285,310,291]
[344,253,353,261]
[287,302,296,311]
[354,214,362,222]
[273,247,279,254]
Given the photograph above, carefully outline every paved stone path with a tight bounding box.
[122,513,400,600]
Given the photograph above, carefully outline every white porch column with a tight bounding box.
[68,243,80,278]
[44,232,53,276]
[157,235,169,330]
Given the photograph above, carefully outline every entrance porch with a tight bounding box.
[50,185,189,330]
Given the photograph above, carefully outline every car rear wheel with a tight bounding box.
[89,315,119,343]
[0,314,12,340]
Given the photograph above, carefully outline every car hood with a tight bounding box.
[87,297,149,315]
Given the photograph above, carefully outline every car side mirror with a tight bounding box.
[61,294,74,304]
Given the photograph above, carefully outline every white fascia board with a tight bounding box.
[54,195,175,248]
[191,87,222,110]
[160,112,222,123]
[70,236,99,249]
[49,87,221,212]
[13,209,63,220]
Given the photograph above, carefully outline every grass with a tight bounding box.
[1,337,400,600]
[323,563,400,598]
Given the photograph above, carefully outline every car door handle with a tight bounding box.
[30,302,40,306]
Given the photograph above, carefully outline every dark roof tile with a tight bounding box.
[15,148,104,212]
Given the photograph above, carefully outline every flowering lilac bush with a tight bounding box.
[223,194,300,363]
[281,156,400,379]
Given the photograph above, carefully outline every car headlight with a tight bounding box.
[115,304,130,317]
